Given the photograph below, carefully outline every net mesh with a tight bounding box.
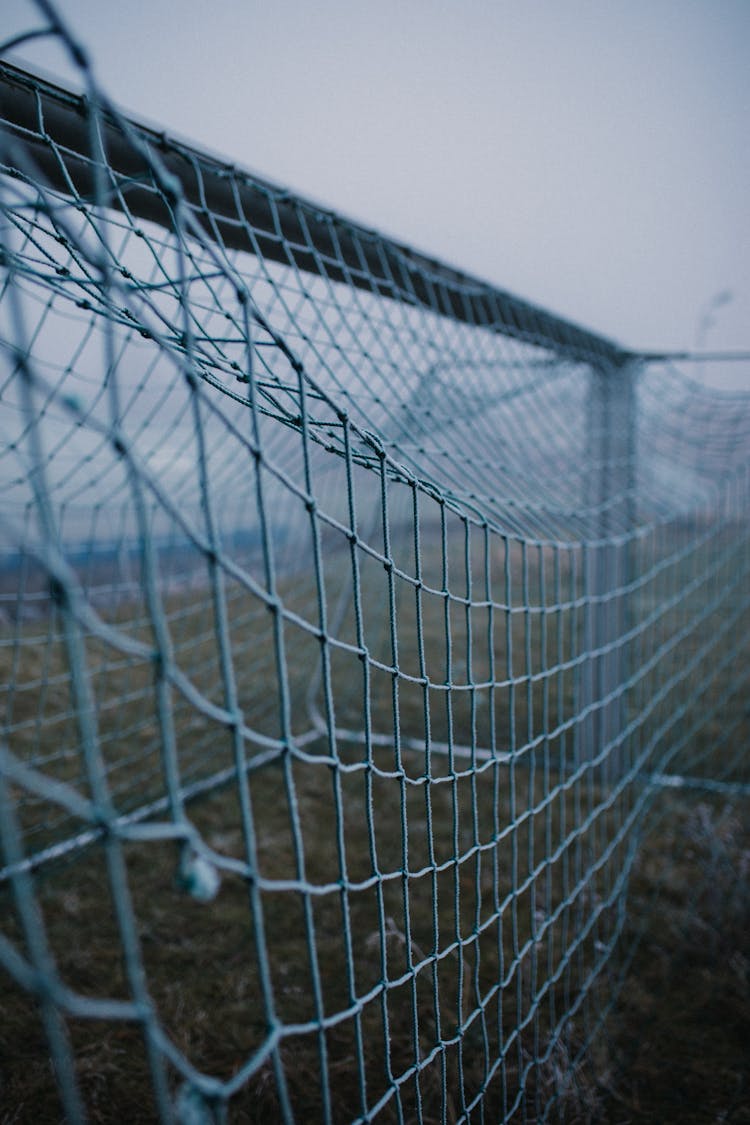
[1,11,749,1123]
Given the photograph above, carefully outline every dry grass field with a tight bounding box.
[2,775,747,1122]
[0,525,748,1123]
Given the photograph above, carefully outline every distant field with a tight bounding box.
[1,516,748,1122]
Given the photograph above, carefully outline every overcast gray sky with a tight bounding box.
[3,0,750,375]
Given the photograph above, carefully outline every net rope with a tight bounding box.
[1,7,749,1122]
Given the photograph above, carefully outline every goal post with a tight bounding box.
[0,59,630,366]
[579,359,639,782]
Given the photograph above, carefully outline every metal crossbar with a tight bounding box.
[1,6,749,1122]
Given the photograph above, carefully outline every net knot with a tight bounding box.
[175,1083,222,1125]
[177,848,221,903]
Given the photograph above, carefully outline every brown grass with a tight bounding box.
[1,523,748,1122]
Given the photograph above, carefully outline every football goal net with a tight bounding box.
[1,13,748,1124]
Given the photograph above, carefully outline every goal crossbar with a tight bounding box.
[0,60,631,370]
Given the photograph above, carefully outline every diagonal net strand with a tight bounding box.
[1,5,749,1123]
